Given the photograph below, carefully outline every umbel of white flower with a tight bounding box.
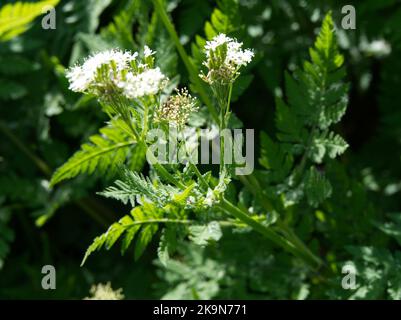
[65,47,167,100]
[201,34,254,85]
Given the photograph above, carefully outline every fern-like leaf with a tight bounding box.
[99,168,196,208]
[259,12,349,208]
[276,12,349,163]
[188,221,222,246]
[0,0,60,41]
[100,168,176,207]
[304,166,332,208]
[259,132,294,183]
[50,123,141,186]
[158,226,178,267]
[81,203,165,265]
[100,1,138,49]
[309,131,348,163]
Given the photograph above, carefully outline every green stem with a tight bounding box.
[219,199,301,258]
[178,127,210,191]
[218,198,321,268]
[210,141,318,265]
[125,218,249,229]
[127,218,192,227]
[238,174,323,268]
[219,109,225,175]
[137,124,318,265]
[276,220,323,268]
[141,103,149,140]
[189,162,209,190]
[218,84,233,175]
[118,101,185,190]
[152,0,219,123]
[239,175,275,211]
[144,142,186,189]
[224,84,233,126]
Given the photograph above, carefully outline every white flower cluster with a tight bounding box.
[66,47,167,100]
[204,34,254,67]
[201,34,254,84]
[84,282,124,300]
[119,67,166,99]
[66,49,137,92]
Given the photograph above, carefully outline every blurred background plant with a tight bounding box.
[0,0,400,299]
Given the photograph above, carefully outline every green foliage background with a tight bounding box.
[0,0,401,299]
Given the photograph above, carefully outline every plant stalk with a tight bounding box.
[152,0,219,123]
[218,198,322,268]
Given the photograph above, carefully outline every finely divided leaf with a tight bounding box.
[189,221,222,246]
[81,203,164,265]
[304,166,332,208]
[276,13,349,163]
[51,124,138,186]
[259,132,294,182]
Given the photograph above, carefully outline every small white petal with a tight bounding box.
[144,45,156,57]
[66,49,138,93]
[120,67,167,99]
[202,33,255,84]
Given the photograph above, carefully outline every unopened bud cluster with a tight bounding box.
[156,88,198,126]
